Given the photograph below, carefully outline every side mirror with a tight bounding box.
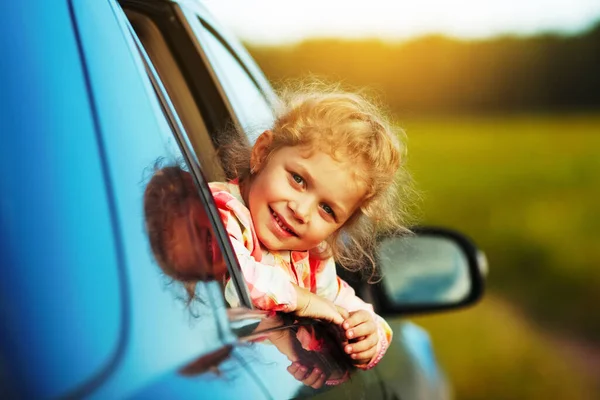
[372,226,487,316]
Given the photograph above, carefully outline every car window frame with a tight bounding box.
[192,18,277,143]
[119,0,254,309]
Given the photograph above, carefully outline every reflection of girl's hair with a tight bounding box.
[179,345,233,377]
[143,162,221,302]
[178,343,261,383]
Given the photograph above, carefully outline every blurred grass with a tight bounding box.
[398,113,600,398]
[402,113,600,340]
[410,295,596,400]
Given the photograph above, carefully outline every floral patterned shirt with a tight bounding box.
[210,181,392,369]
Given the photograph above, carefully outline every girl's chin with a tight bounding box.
[258,234,312,252]
[257,233,285,250]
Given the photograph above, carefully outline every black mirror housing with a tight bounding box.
[371,226,487,317]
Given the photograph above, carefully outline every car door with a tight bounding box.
[0,1,126,397]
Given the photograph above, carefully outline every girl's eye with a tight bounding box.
[322,204,335,217]
[291,173,304,185]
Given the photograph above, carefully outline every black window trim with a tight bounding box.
[121,0,234,146]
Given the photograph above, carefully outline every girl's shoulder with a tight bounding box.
[209,181,254,232]
[209,181,245,206]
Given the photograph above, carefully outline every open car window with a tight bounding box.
[196,21,276,143]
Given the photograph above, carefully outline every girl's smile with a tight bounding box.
[269,207,298,238]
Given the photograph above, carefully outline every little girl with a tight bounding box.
[143,87,412,386]
[211,88,412,375]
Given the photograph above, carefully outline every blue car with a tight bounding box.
[0,0,486,398]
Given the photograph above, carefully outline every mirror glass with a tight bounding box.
[378,235,472,306]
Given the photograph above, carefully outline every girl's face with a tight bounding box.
[246,138,366,252]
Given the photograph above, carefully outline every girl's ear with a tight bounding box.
[250,130,274,172]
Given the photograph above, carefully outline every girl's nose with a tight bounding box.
[288,199,310,223]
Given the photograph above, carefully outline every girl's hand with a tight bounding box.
[287,362,329,389]
[266,320,331,389]
[293,286,347,325]
[342,310,379,365]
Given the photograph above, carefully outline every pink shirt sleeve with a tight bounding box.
[316,257,393,370]
[211,183,297,312]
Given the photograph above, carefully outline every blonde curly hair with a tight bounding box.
[220,83,416,277]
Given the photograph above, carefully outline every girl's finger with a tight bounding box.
[345,333,378,354]
[326,306,345,325]
[302,368,323,387]
[310,371,328,389]
[345,320,377,339]
[287,362,300,374]
[350,348,377,363]
[336,305,350,320]
[293,364,311,381]
[342,310,371,329]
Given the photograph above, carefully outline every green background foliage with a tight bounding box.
[405,114,600,341]
[248,23,600,115]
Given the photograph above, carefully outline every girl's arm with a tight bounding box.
[316,258,393,370]
[211,185,298,312]
[224,237,298,312]
[334,278,393,370]
[224,238,344,324]
[293,285,346,325]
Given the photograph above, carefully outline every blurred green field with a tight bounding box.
[410,295,596,399]
[400,113,600,398]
